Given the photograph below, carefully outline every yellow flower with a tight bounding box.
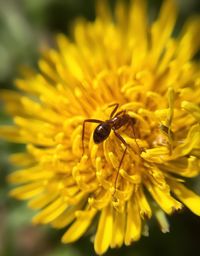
[1,0,200,254]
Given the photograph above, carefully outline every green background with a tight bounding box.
[0,0,200,255]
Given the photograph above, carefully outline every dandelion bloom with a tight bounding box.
[1,0,200,254]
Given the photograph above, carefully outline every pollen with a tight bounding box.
[1,0,200,254]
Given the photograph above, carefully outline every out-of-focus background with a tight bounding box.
[0,0,200,255]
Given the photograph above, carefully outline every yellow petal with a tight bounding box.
[157,39,177,74]
[94,204,113,255]
[115,0,128,30]
[96,0,112,23]
[9,153,35,166]
[88,190,111,209]
[51,201,86,228]
[28,191,59,210]
[125,196,141,245]
[170,181,200,216]
[154,208,169,233]
[8,167,54,184]
[61,208,97,243]
[0,126,25,143]
[110,209,126,248]
[39,59,58,82]
[177,17,200,62]
[0,90,24,115]
[162,156,200,177]
[146,181,182,214]
[129,0,148,68]
[32,197,68,224]
[150,0,177,67]
[9,182,44,200]
[182,101,200,122]
[136,187,152,218]
[173,124,200,157]
[141,147,169,163]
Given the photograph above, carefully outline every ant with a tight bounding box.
[82,103,141,194]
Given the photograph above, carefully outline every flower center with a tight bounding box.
[72,97,173,211]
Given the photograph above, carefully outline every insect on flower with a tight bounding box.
[82,103,141,193]
[1,0,200,254]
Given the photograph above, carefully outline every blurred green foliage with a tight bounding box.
[0,0,200,255]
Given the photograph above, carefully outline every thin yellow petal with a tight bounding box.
[162,156,200,178]
[32,197,68,224]
[155,208,170,233]
[150,0,177,67]
[177,17,200,62]
[96,0,112,23]
[0,126,25,143]
[28,191,59,210]
[136,187,152,218]
[8,167,54,184]
[51,201,86,228]
[110,209,125,248]
[173,124,200,157]
[129,0,148,68]
[61,208,97,243]
[146,181,182,214]
[10,182,44,200]
[9,153,35,166]
[170,181,200,216]
[115,0,128,30]
[182,101,200,122]
[125,196,141,245]
[94,204,113,255]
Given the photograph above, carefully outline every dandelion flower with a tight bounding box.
[1,0,200,254]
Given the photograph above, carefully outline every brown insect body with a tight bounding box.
[93,114,135,144]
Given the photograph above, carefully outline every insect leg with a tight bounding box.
[113,130,128,195]
[108,103,119,118]
[114,109,126,117]
[129,118,142,154]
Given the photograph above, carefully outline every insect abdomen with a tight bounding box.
[93,123,111,144]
